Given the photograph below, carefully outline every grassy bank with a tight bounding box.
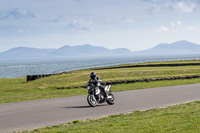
[21,101,200,133]
[1,60,200,104]
[92,59,200,69]
[1,78,200,104]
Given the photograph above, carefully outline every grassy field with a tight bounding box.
[21,101,200,133]
[1,60,200,133]
[1,60,200,104]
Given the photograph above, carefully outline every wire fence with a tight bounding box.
[53,56,200,74]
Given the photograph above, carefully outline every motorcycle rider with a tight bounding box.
[89,72,108,98]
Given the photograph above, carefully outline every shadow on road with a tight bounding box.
[64,104,108,109]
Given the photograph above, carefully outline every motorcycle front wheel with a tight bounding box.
[106,92,115,105]
[87,94,97,107]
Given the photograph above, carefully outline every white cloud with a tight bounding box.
[68,20,97,32]
[45,15,67,23]
[177,20,181,26]
[170,20,181,27]
[157,26,169,32]
[174,1,196,13]
[146,0,173,13]
[187,26,195,31]
[8,9,35,19]
[18,29,30,34]
[125,19,134,23]
[121,19,135,24]
[171,22,175,27]
[0,9,35,20]
[107,25,111,28]
[104,18,112,22]
[151,2,169,13]
[147,0,197,14]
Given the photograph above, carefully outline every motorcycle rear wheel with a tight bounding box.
[87,94,97,107]
[106,92,115,105]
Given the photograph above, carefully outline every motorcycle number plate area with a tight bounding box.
[95,87,100,95]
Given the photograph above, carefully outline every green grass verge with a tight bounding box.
[1,60,200,104]
[1,78,200,104]
[20,101,200,133]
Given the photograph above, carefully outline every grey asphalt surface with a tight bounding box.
[0,83,200,133]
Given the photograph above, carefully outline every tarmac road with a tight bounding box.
[0,83,200,133]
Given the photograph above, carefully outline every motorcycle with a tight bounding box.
[86,80,115,107]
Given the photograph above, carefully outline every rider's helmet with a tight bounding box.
[90,72,96,79]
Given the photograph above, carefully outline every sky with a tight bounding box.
[0,0,200,52]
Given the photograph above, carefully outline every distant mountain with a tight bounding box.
[1,40,200,60]
[134,40,200,55]
[113,48,132,55]
[0,47,55,59]
[0,44,132,60]
[50,44,112,56]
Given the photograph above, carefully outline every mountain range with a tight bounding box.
[1,40,200,60]
[133,40,200,55]
[0,44,132,60]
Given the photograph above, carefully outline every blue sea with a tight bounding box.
[0,55,200,78]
